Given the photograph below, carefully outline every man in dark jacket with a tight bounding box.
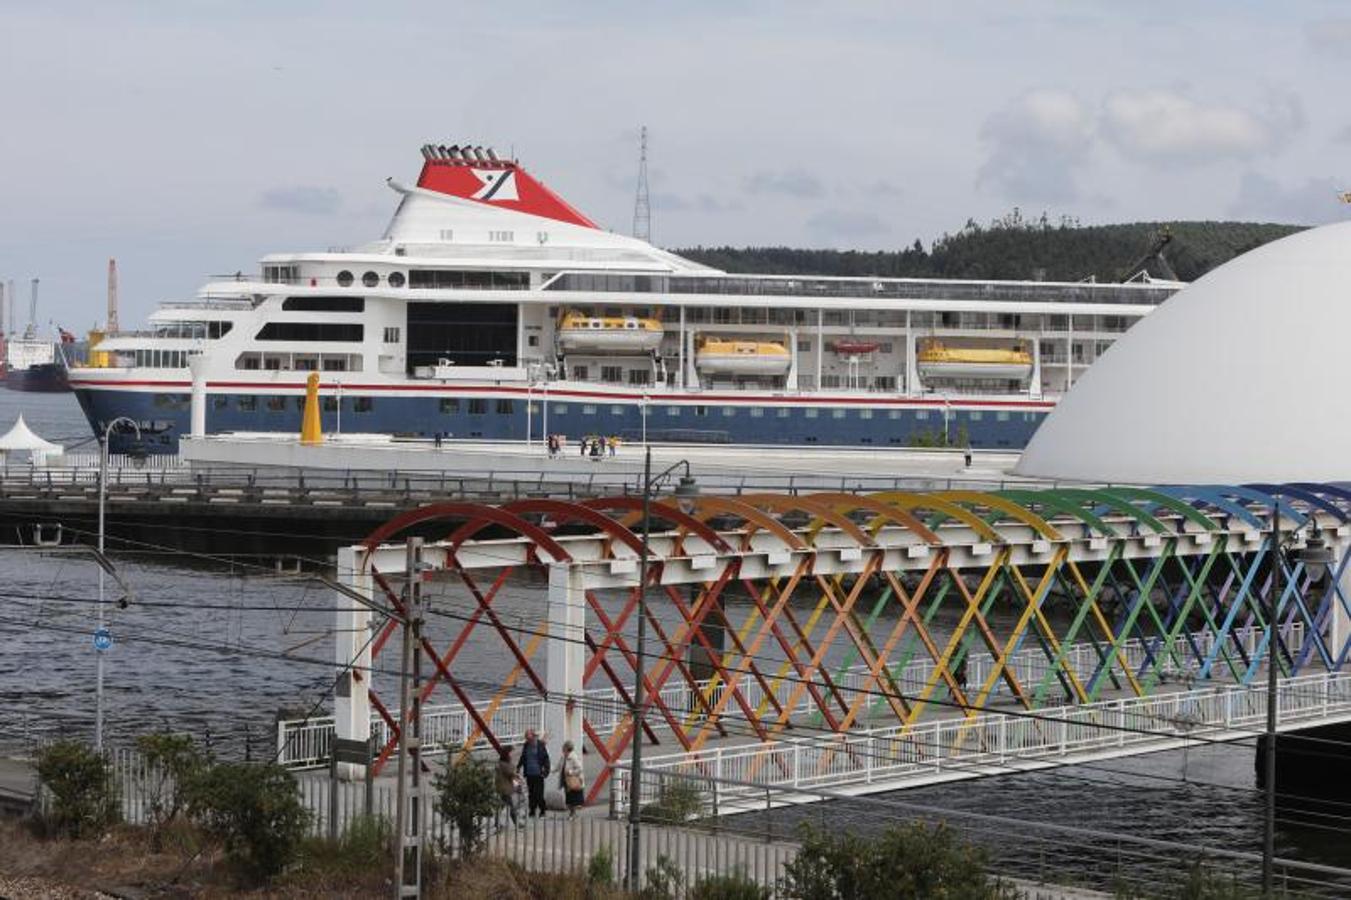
[516,728,551,817]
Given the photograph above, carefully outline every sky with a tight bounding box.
[1,1,1349,327]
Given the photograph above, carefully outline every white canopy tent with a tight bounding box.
[0,414,64,464]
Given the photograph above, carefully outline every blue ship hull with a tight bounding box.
[73,386,1051,456]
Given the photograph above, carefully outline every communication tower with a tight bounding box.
[633,126,651,242]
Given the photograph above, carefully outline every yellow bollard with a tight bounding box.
[300,371,323,445]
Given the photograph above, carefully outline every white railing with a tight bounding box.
[615,670,1351,812]
[277,623,1306,768]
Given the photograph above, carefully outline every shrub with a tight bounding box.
[433,757,499,858]
[641,776,707,824]
[187,761,310,882]
[34,740,119,837]
[641,853,685,899]
[134,732,208,847]
[587,843,615,885]
[691,867,770,900]
[780,821,1019,900]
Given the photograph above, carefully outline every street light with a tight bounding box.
[1262,511,1333,896]
[95,416,140,753]
[627,446,698,891]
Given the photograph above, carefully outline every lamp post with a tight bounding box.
[1262,511,1332,896]
[627,446,698,891]
[95,416,141,752]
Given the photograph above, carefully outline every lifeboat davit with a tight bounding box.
[695,338,791,376]
[832,339,881,355]
[917,341,1033,381]
[557,312,663,353]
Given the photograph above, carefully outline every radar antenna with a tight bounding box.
[633,125,651,243]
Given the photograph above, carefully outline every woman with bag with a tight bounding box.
[560,741,585,818]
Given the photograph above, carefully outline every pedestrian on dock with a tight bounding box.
[517,728,551,818]
[590,438,603,461]
[495,747,522,830]
[434,431,444,449]
[607,435,618,457]
[580,436,589,457]
[560,740,585,818]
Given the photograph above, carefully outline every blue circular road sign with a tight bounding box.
[93,627,113,652]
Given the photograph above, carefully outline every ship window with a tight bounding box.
[722,407,736,417]
[858,409,873,419]
[627,370,650,386]
[496,399,514,415]
[601,366,623,383]
[294,396,307,411]
[666,406,680,417]
[915,410,929,420]
[777,408,790,418]
[888,410,902,420]
[336,270,354,287]
[362,271,379,288]
[572,366,588,380]
[694,406,707,417]
[384,327,401,343]
[264,356,283,371]
[266,396,287,412]
[354,397,374,413]
[237,396,257,412]
[282,296,365,313]
[389,272,406,288]
[440,398,460,414]
[256,322,364,342]
[208,321,233,338]
[468,399,487,415]
[582,405,597,415]
[611,405,624,416]
[489,230,514,242]
[996,411,1010,421]
[407,270,530,290]
[749,407,764,418]
[294,357,317,371]
[152,394,189,410]
[1024,412,1037,422]
[527,335,539,347]
[803,408,819,419]
[323,397,338,412]
[969,411,983,421]
[832,409,846,419]
[321,357,347,371]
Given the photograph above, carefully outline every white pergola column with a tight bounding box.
[544,563,586,750]
[334,545,375,779]
[1331,545,1351,669]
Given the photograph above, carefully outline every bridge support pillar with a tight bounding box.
[333,545,374,779]
[1331,562,1351,668]
[545,563,586,750]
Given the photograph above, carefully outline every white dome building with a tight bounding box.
[1016,221,1351,484]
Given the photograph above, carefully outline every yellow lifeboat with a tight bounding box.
[917,340,1033,381]
[557,311,663,353]
[695,337,791,376]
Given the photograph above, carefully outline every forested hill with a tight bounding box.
[676,216,1304,283]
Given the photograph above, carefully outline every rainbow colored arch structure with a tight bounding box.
[334,483,1351,800]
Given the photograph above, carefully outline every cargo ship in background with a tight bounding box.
[0,278,72,393]
[67,143,1182,454]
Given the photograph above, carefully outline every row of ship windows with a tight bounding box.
[149,393,1041,423]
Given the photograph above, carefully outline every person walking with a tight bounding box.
[516,728,551,818]
[607,435,618,457]
[579,436,588,457]
[560,741,585,818]
[494,747,521,830]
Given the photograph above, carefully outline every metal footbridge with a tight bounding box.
[316,482,1351,807]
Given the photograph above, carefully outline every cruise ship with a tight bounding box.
[69,144,1180,455]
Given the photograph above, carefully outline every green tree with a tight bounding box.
[780,822,1019,900]
[187,761,310,882]
[34,740,119,838]
[692,867,770,900]
[433,756,499,858]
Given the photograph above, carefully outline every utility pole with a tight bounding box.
[393,537,425,899]
[633,126,651,243]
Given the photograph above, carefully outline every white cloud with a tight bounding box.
[1229,172,1344,225]
[1305,18,1351,58]
[1100,89,1302,164]
[977,88,1093,202]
